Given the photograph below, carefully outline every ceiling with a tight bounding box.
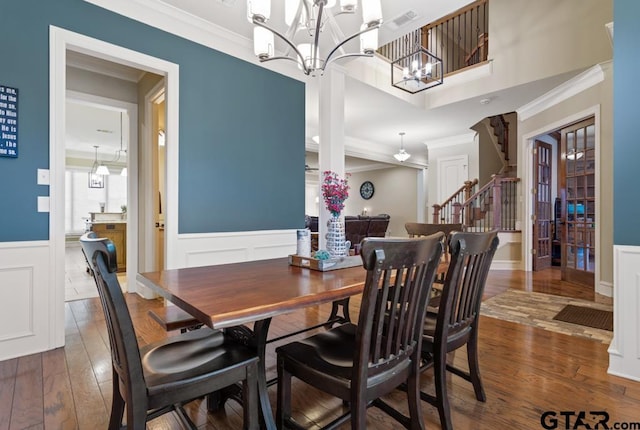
[66,0,581,172]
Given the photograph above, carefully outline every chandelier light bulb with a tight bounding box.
[254,27,274,58]
[247,0,270,22]
[361,0,382,24]
[359,25,378,54]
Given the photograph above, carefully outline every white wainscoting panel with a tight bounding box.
[0,241,52,361]
[137,229,298,299]
[608,245,640,381]
[174,229,297,269]
[137,229,298,298]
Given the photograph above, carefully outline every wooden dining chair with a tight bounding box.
[80,232,259,430]
[276,234,445,430]
[420,230,499,430]
[405,222,462,263]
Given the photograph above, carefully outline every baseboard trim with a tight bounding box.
[597,281,613,297]
[491,260,521,271]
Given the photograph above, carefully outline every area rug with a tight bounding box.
[553,304,613,331]
[480,290,613,344]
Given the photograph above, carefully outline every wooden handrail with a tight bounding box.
[433,179,479,224]
[465,33,489,65]
[460,175,520,231]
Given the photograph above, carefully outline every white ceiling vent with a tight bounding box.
[387,10,419,30]
[215,0,237,6]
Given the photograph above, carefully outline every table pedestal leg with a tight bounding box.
[327,297,351,326]
[224,320,275,429]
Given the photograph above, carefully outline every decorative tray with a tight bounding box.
[288,254,362,272]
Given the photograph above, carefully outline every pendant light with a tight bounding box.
[393,132,411,162]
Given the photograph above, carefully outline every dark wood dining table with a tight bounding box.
[137,257,369,429]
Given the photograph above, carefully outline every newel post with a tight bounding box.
[492,175,503,230]
[464,180,474,201]
[432,205,441,224]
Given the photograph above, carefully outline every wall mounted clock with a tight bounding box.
[360,181,374,200]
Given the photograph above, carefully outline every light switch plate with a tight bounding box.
[37,169,50,185]
[38,196,50,212]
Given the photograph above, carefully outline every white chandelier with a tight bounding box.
[393,132,410,162]
[247,0,383,76]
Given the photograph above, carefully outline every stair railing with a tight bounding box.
[460,175,520,231]
[377,0,489,77]
[432,179,479,224]
[434,175,520,231]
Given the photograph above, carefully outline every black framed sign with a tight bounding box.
[0,85,18,158]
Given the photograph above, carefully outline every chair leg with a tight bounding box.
[406,360,425,430]
[467,329,486,402]
[434,347,453,430]
[126,400,149,430]
[276,355,292,429]
[108,371,125,430]
[243,362,259,430]
[351,396,367,430]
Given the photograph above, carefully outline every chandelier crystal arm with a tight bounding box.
[252,16,311,74]
[322,20,380,70]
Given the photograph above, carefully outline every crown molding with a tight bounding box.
[84,0,249,52]
[424,132,476,150]
[516,63,605,121]
[306,135,428,169]
[82,0,302,80]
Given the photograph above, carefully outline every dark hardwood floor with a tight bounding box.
[1,268,638,429]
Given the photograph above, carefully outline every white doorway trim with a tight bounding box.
[50,26,180,347]
[519,105,601,292]
[138,80,165,298]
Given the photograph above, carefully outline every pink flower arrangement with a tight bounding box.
[322,171,350,217]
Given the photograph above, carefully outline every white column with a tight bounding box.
[318,68,345,250]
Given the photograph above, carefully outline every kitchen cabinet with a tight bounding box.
[91,222,127,272]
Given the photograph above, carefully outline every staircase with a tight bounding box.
[433,174,520,232]
[489,114,509,164]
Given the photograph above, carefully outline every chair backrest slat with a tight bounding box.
[438,231,499,338]
[356,234,444,381]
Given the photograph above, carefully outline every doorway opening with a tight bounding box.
[64,95,134,301]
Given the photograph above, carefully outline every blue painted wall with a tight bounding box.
[0,0,305,241]
[613,0,640,245]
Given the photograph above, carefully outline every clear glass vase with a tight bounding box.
[326,216,349,257]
